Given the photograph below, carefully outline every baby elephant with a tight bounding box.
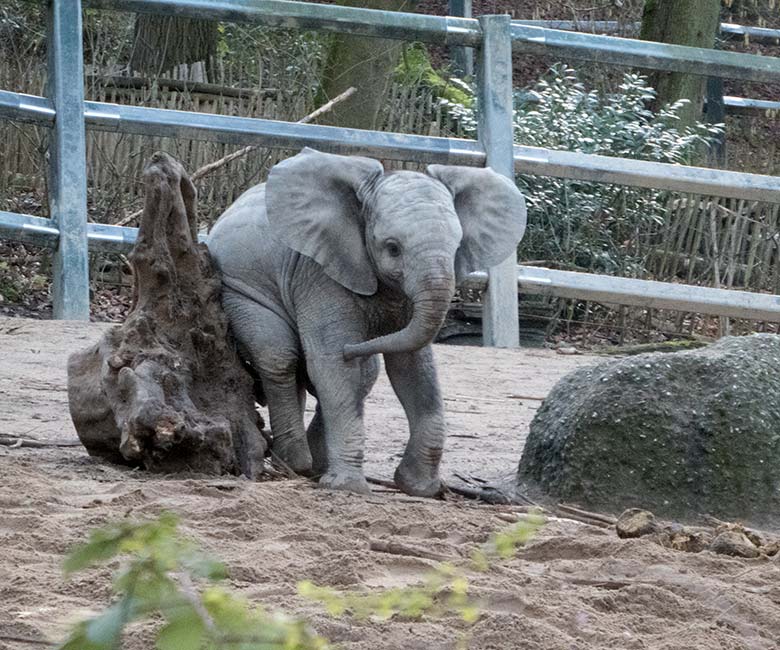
[208,148,526,496]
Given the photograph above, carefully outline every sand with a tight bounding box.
[1,317,778,650]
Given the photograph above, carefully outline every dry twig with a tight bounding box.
[369,539,452,562]
[0,434,82,449]
[557,503,616,527]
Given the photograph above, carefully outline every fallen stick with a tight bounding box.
[567,578,632,590]
[453,471,486,486]
[557,503,616,527]
[446,483,515,505]
[0,435,82,449]
[268,450,302,480]
[116,87,357,227]
[366,475,400,490]
[0,635,48,646]
[369,539,452,562]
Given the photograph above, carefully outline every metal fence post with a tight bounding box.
[448,0,473,78]
[47,0,90,320]
[477,14,520,348]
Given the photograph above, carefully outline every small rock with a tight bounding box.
[742,528,765,548]
[709,530,761,558]
[616,508,657,538]
[654,528,712,553]
[764,541,779,557]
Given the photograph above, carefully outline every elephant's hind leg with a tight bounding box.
[306,402,327,476]
[223,291,312,475]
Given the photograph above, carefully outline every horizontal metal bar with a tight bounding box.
[82,0,481,46]
[83,100,486,165]
[515,20,780,44]
[2,90,778,203]
[82,0,780,81]
[467,266,780,323]
[723,95,780,117]
[513,146,780,204]
[510,24,780,83]
[6,209,779,323]
[0,210,140,253]
[3,84,773,133]
[85,222,141,252]
[84,100,780,202]
[718,22,780,43]
[0,90,55,125]
[514,20,631,34]
[0,211,60,248]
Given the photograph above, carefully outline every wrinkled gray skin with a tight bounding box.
[208,148,526,496]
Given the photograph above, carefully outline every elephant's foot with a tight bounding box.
[394,461,442,498]
[271,435,313,476]
[318,469,371,495]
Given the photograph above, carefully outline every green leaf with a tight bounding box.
[58,621,109,650]
[63,529,127,574]
[157,608,205,650]
[85,602,126,646]
[182,553,227,581]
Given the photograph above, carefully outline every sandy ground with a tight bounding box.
[1,317,779,650]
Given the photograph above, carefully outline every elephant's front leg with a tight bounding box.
[305,354,379,494]
[384,346,445,497]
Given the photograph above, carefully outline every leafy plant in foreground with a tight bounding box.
[59,511,545,649]
[58,512,328,650]
[300,512,546,624]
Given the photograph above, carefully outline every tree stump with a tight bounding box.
[67,152,265,477]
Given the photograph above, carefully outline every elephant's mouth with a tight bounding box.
[343,278,454,360]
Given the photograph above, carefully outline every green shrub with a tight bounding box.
[441,65,723,276]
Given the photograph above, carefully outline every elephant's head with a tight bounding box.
[266,148,526,360]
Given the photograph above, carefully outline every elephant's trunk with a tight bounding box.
[343,273,455,361]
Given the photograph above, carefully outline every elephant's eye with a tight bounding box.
[386,241,402,258]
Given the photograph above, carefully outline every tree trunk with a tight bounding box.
[67,152,266,477]
[640,0,721,127]
[317,0,417,130]
[130,15,217,80]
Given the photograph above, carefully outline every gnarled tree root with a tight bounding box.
[67,152,265,477]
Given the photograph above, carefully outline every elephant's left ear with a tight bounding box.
[427,165,526,282]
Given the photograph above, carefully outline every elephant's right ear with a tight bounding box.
[266,148,384,295]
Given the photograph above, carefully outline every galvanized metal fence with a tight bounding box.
[2,0,780,345]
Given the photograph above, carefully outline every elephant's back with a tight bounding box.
[207,183,285,281]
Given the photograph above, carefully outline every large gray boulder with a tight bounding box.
[516,335,780,525]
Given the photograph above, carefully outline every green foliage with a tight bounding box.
[396,44,473,107]
[300,512,545,628]
[58,513,328,650]
[60,510,545,650]
[441,65,723,276]
[470,511,545,571]
[300,563,478,624]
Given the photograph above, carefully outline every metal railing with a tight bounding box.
[514,19,780,45]
[2,0,780,341]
